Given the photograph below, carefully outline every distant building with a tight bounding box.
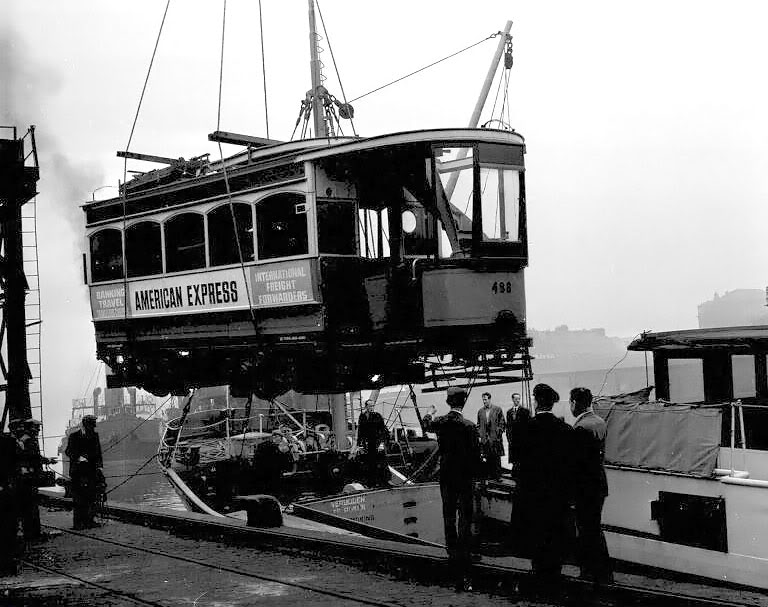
[697,289,768,328]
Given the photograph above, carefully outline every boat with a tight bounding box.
[158,386,439,514]
[480,326,768,590]
[59,386,163,475]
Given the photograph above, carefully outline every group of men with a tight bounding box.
[424,384,612,595]
[0,418,51,574]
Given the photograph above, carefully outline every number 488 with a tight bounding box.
[491,281,513,294]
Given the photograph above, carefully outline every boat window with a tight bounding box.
[125,221,162,278]
[668,358,705,403]
[317,200,357,255]
[207,203,254,266]
[731,355,756,398]
[165,212,206,272]
[358,208,389,258]
[90,228,124,282]
[256,193,309,259]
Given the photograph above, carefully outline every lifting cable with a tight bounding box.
[348,32,499,104]
[121,0,172,323]
[314,0,357,137]
[257,0,270,138]
[216,0,260,333]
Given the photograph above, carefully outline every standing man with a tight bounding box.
[476,392,505,479]
[515,383,574,597]
[505,392,530,475]
[65,415,104,530]
[14,419,43,540]
[570,387,613,587]
[0,427,19,574]
[424,387,481,591]
[356,399,388,487]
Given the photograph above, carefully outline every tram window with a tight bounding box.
[435,147,474,255]
[90,228,124,282]
[317,200,356,255]
[125,221,162,278]
[256,193,309,259]
[358,208,390,259]
[479,167,521,242]
[732,355,756,398]
[165,212,205,272]
[207,203,254,266]
[668,359,705,403]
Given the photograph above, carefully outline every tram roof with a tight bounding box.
[295,128,525,162]
[629,325,768,352]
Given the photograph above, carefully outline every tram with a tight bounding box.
[84,128,529,397]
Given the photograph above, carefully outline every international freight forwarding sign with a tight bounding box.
[90,259,317,320]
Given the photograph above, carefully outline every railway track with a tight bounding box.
[37,523,400,607]
[31,521,760,607]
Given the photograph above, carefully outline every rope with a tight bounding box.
[348,33,497,103]
[258,0,269,138]
[105,453,159,495]
[596,332,643,398]
[101,394,173,456]
[216,0,259,331]
[315,0,356,136]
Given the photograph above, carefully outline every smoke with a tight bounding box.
[1,22,104,451]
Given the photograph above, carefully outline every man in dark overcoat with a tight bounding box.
[505,392,530,475]
[515,383,574,596]
[423,387,481,591]
[356,399,389,486]
[65,415,104,529]
[570,387,613,587]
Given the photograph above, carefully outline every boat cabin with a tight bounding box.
[629,326,768,452]
[83,128,528,396]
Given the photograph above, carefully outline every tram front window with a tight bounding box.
[479,167,521,242]
[208,203,254,266]
[165,212,205,272]
[90,228,124,282]
[435,147,474,256]
[256,193,308,259]
[126,221,162,278]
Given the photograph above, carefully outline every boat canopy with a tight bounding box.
[594,398,722,477]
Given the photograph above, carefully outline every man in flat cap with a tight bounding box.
[423,387,481,591]
[14,418,44,540]
[65,415,104,529]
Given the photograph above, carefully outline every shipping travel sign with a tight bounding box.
[90,260,318,320]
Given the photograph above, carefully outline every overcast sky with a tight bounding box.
[3,0,768,447]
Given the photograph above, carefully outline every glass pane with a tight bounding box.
[90,229,123,282]
[435,147,473,254]
[256,193,308,260]
[503,169,521,242]
[318,200,356,254]
[732,355,756,398]
[208,203,254,266]
[165,213,205,272]
[126,221,162,278]
[668,358,705,403]
[479,167,521,242]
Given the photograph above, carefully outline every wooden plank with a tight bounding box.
[208,131,282,147]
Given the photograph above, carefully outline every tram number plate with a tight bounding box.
[491,281,513,294]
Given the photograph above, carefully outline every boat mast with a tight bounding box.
[308,0,328,138]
